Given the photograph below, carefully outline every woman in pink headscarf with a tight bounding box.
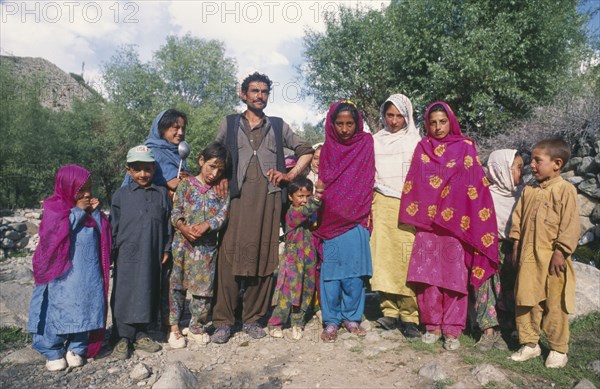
[314,100,375,342]
[399,102,498,351]
[28,165,111,371]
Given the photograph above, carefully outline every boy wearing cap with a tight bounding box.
[110,145,172,359]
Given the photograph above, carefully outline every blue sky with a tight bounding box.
[1,0,598,129]
[0,0,389,128]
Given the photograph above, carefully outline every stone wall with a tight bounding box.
[562,131,600,242]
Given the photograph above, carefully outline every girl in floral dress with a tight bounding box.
[168,142,230,347]
[268,176,323,340]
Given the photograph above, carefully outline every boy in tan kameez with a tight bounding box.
[509,138,579,368]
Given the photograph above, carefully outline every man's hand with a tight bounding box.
[511,240,520,267]
[162,253,170,264]
[215,177,229,198]
[549,248,566,276]
[267,169,290,186]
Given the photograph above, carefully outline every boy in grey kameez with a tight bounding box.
[110,146,172,359]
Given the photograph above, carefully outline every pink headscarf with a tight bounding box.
[315,100,375,241]
[398,102,498,288]
[31,165,111,357]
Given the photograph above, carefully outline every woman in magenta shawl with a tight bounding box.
[28,165,111,371]
[398,102,498,351]
[314,100,375,342]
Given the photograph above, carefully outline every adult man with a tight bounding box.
[211,72,314,343]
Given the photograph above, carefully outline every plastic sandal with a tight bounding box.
[342,321,366,336]
[321,324,338,342]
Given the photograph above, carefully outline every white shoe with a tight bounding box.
[65,351,84,367]
[511,344,542,362]
[269,326,284,338]
[422,332,441,344]
[291,326,303,340]
[168,331,186,349]
[545,350,568,368]
[188,330,210,345]
[46,358,67,371]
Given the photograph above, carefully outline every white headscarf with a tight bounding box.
[487,149,520,240]
[373,94,421,198]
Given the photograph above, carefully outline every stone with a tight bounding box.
[471,364,508,386]
[152,361,198,389]
[1,238,15,249]
[9,223,27,232]
[364,332,381,343]
[572,262,600,319]
[4,230,21,241]
[0,279,34,328]
[578,194,597,217]
[590,205,600,225]
[567,176,584,185]
[130,363,151,380]
[580,217,594,237]
[563,157,582,172]
[587,360,600,373]
[360,320,373,332]
[15,236,29,250]
[579,178,600,200]
[573,378,597,389]
[418,361,447,381]
[342,340,360,350]
[577,156,599,176]
[0,347,45,364]
[107,367,120,374]
[3,216,27,224]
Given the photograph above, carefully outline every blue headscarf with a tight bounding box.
[122,110,188,187]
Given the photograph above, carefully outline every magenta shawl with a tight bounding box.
[314,100,375,241]
[31,165,111,357]
[398,102,498,288]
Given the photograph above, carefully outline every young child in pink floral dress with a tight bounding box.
[268,176,323,340]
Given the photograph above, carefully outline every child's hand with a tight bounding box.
[511,240,520,267]
[90,198,101,211]
[76,196,91,211]
[549,248,566,276]
[315,179,325,193]
[162,253,170,264]
[190,222,210,237]
[180,224,199,242]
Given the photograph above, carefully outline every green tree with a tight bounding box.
[300,121,325,145]
[302,0,592,136]
[102,34,238,155]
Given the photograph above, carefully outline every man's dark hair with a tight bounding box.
[241,72,272,94]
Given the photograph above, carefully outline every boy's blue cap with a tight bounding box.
[127,145,155,163]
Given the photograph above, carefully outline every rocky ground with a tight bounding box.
[1,211,599,388]
[1,287,600,388]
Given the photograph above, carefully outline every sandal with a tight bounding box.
[321,324,338,342]
[168,331,186,349]
[342,321,366,336]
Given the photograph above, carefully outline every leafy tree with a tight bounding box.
[300,121,325,145]
[302,0,593,136]
[102,34,238,155]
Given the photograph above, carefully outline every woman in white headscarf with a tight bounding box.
[370,94,422,338]
[473,149,523,351]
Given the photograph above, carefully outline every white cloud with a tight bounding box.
[1,0,389,125]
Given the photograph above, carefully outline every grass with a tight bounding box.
[461,312,600,388]
[0,326,31,352]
